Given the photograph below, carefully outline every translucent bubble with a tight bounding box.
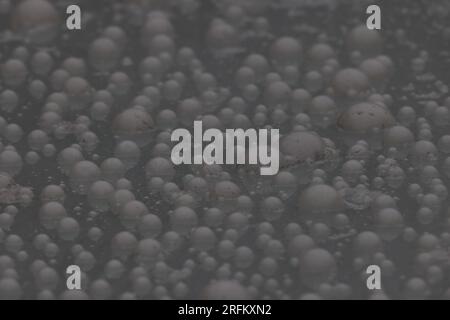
[88,181,114,212]
[39,202,66,230]
[308,95,337,129]
[1,59,28,88]
[347,25,383,57]
[113,108,155,147]
[298,184,344,220]
[139,214,162,239]
[0,278,22,299]
[57,217,80,241]
[261,196,284,221]
[333,68,371,100]
[170,206,198,235]
[191,227,217,251]
[89,38,121,72]
[120,200,149,230]
[0,149,23,176]
[114,140,141,169]
[57,147,84,175]
[67,161,99,194]
[270,37,302,68]
[299,248,336,290]
[111,232,138,260]
[145,157,175,182]
[338,102,395,135]
[374,208,404,241]
[0,89,19,113]
[64,77,93,111]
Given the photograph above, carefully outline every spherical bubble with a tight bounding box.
[383,125,414,154]
[139,214,162,239]
[36,266,59,290]
[261,196,284,221]
[332,68,371,100]
[359,58,390,88]
[353,231,382,261]
[98,158,125,184]
[39,201,66,230]
[120,200,149,230]
[264,80,291,109]
[299,248,336,290]
[191,227,216,251]
[90,279,112,300]
[347,25,383,57]
[177,98,203,127]
[308,95,338,129]
[114,140,141,169]
[27,129,49,151]
[411,140,438,168]
[206,19,239,53]
[0,149,23,176]
[0,278,22,299]
[113,107,155,147]
[111,231,138,260]
[88,181,114,212]
[145,157,175,182]
[136,238,161,266]
[89,38,121,72]
[280,131,325,175]
[11,0,60,45]
[338,102,395,134]
[69,161,101,194]
[31,51,54,76]
[270,37,302,68]
[90,101,111,122]
[63,77,93,112]
[0,89,19,112]
[289,234,315,258]
[402,277,429,300]
[374,208,404,241]
[1,59,28,88]
[298,184,344,220]
[141,14,174,46]
[202,280,249,299]
[107,72,132,96]
[308,43,335,69]
[56,216,80,241]
[437,135,450,154]
[28,79,47,100]
[170,206,198,235]
[397,106,416,127]
[5,234,23,253]
[57,147,84,175]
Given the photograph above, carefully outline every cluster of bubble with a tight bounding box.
[0,0,450,300]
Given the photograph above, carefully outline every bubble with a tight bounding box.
[299,248,336,290]
[0,278,22,299]
[170,206,198,235]
[333,68,371,100]
[88,181,115,212]
[139,214,162,239]
[0,149,23,176]
[89,38,121,72]
[308,95,338,129]
[1,59,28,88]
[374,208,404,241]
[120,200,149,230]
[257,196,282,221]
[298,184,344,220]
[347,25,383,57]
[114,140,141,169]
[270,37,302,68]
[69,161,101,195]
